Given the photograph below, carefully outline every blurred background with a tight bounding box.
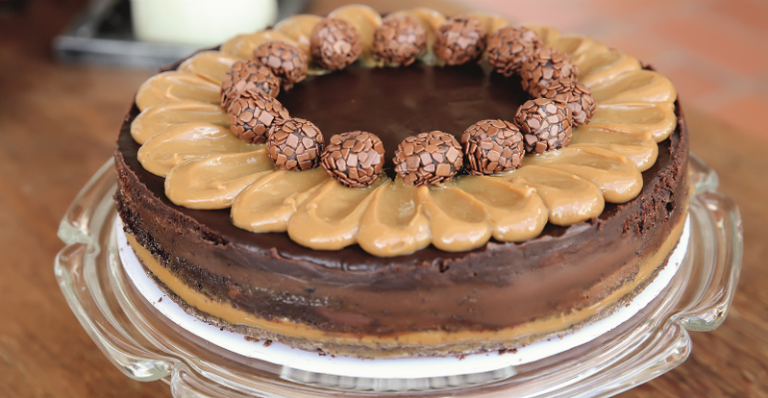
[1,0,767,397]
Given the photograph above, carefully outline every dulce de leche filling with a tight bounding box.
[125,207,685,349]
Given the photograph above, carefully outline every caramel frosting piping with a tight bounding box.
[221,30,301,60]
[590,103,677,143]
[131,100,229,145]
[178,51,240,85]
[165,150,274,210]
[231,168,329,232]
[137,122,261,177]
[124,209,686,349]
[128,6,679,256]
[136,72,220,112]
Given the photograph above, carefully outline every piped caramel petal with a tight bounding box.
[221,30,301,59]
[590,103,677,142]
[329,4,383,67]
[273,14,322,54]
[550,35,608,60]
[232,168,329,232]
[589,70,677,105]
[131,100,229,145]
[420,186,491,252]
[386,8,445,64]
[165,150,273,209]
[454,176,547,242]
[288,177,387,250]
[463,12,509,34]
[138,122,260,177]
[523,24,561,46]
[570,126,659,171]
[524,147,643,203]
[136,71,220,111]
[357,178,431,257]
[501,166,604,226]
[577,51,641,88]
[178,51,240,85]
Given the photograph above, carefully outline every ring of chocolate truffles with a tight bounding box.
[267,118,324,171]
[487,26,543,76]
[228,91,290,144]
[394,131,463,186]
[540,77,597,127]
[373,15,427,66]
[433,16,487,66]
[513,98,573,154]
[220,59,281,110]
[520,48,579,97]
[461,119,525,175]
[321,131,385,188]
[310,17,362,71]
[252,41,308,89]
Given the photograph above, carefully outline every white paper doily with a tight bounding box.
[116,216,689,379]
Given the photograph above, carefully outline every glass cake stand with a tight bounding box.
[55,154,742,398]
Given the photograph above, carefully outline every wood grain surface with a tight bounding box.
[0,1,766,397]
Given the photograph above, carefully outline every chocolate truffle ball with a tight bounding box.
[540,77,597,126]
[513,98,573,154]
[520,48,579,97]
[433,16,487,66]
[373,15,427,66]
[487,26,543,76]
[252,41,308,89]
[321,131,385,188]
[310,17,362,71]
[267,118,324,171]
[394,131,463,186]
[220,59,280,110]
[227,91,290,144]
[461,119,525,175]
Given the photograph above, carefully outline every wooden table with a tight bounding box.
[1,1,766,397]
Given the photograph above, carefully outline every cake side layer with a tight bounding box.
[124,213,685,358]
[114,98,688,336]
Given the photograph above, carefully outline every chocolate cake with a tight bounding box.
[115,5,688,358]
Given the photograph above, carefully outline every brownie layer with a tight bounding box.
[115,64,689,347]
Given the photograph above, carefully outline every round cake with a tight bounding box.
[115,5,688,358]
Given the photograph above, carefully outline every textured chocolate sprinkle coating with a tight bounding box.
[433,16,487,66]
[253,41,308,89]
[220,59,280,110]
[321,131,385,188]
[520,48,579,97]
[394,131,463,186]
[373,15,427,66]
[227,91,290,144]
[310,18,362,71]
[487,26,543,76]
[373,16,427,66]
[461,119,525,175]
[513,98,573,154]
[267,118,324,171]
[540,77,597,126]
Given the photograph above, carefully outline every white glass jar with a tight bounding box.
[131,0,278,47]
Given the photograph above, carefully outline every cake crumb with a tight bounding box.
[263,340,273,347]
[244,336,259,343]
[498,348,518,355]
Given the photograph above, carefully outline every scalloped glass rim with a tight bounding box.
[55,153,742,398]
